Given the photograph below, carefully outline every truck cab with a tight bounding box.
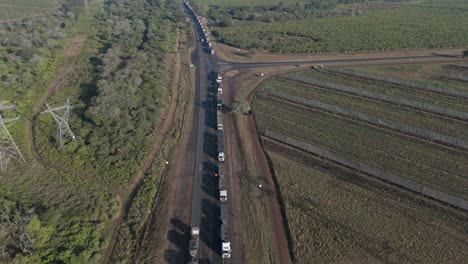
[220,188,227,201]
[222,242,231,258]
[189,227,200,263]
[218,152,225,162]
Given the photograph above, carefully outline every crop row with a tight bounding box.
[213,4,468,53]
[266,89,468,150]
[281,74,468,121]
[325,67,468,98]
[263,78,468,141]
[267,150,468,264]
[346,64,468,92]
[253,94,468,199]
[293,70,468,113]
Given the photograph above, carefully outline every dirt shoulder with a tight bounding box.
[223,65,305,263]
[133,24,196,264]
[215,41,466,63]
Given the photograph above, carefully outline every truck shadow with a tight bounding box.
[202,98,216,129]
[203,131,218,159]
[200,198,222,257]
[164,218,190,263]
[201,161,218,199]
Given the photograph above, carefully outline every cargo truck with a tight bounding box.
[218,152,225,162]
[220,224,232,258]
[219,173,227,201]
[188,227,200,263]
[217,110,223,131]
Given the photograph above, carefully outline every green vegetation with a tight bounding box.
[265,78,468,141]
[348,63,468,91]
[207,0,468,53]
[0,0,57,20]
[266,148,468,263]
[1,0,184,262]
[32,0,183,186]
[0,1,119,262]
[254,94,468,199]
[0,162,118,263]
[293,70,468,112]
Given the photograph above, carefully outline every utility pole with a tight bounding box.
[40,98,76,148]
[0,103,26,171]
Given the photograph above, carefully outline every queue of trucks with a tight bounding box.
[183,0,215,56]
[184,1,231,262]
[216,73,231,258]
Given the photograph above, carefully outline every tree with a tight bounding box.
[0,206,36,257]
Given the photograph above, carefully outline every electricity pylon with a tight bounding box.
[41,98,76,148]
[0,104,26,171]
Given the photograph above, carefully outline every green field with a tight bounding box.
[209,0,468,53]
[195,0,307,7]
[254,94,468,199]
[0,0,57,20]
[265,78,468,141]
[266,148,468,264]
[293,70,468,112]
[348,64,468,91]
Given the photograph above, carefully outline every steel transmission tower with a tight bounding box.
[0,103,26,171]
[41,98,76,147]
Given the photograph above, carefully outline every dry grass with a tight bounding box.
[266,146,468,264]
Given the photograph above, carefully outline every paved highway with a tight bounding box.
[185,4,226,264]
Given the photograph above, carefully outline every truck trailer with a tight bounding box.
[220,224,231,258]
[188,227,200,263]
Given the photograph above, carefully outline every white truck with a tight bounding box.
[219,173,227,201]
[188,227,200,263]
[217,110,223,131]
[219,188,227,201]
[218,152,225,162]
[221,224,232,258]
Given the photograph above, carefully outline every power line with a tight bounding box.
[0,105,26,171]
[41,98,76,148]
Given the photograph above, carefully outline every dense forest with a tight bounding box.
[1,0,183,262]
